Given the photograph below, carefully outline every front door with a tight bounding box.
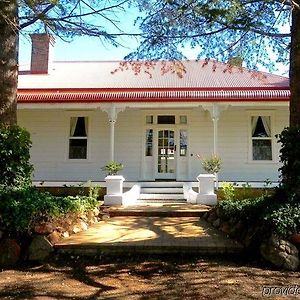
[156,129,176,179]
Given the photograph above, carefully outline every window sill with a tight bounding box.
[64,159,95,163]
[247,160,279,165]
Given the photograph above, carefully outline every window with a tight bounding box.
[69,117,88,159]
[157,115,175,124]
[145,129,153,156]
[180,116,187,124]
[180,130,188,156]
[251,116,272,161]
[146,115,153,124]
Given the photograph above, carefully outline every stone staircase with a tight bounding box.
[138,181,186,203]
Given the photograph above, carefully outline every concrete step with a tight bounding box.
[108,205,207,217]
[139,193,185,200]
[137,199,187,204]
[140,187,183,194]
[140,181,183,188]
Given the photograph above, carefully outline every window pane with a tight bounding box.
[146,115,153,124]
[157,115,175,124]
[145,129,153,156]
[252,116,271,137]
[69,139,87,159]
[252,140,272,160]
[180,130,188,156]
[71,117,87,137]
[180,116,187,124]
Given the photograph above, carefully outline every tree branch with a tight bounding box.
[20,4,55,29]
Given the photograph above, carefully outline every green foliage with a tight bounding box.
[101,161,124,175]
[0,186,99,234]
[198,154,222,174]
[218,195,271,223]
[222,182,235,200]
[276,126,300,201]
[264,202,300,237]
[131,0,290,70]
[217,190,300,238]
[0,125,33,188]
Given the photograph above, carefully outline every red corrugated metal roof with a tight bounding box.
[17,60,290,103]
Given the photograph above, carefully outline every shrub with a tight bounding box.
[101,161,124,175]
[218,195,272,223]
[0,186,99,234]
[0,125,33,188]
[222,182,235,200]
[217,190,300,238]
[264,202,300,237]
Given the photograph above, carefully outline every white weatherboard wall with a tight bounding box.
[188,105,289,182]
[18,105,289,183]
[18,109,110,181]
[114,109,142,181]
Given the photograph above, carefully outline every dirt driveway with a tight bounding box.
[0,255,299,299]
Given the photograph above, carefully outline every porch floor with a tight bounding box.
[54,204,243,255]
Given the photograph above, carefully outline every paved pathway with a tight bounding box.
[55,205,243,255]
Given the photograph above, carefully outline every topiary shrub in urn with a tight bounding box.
[198,154,222,174]
[101,161,124,176]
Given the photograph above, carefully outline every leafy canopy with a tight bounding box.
[128,0,291,70]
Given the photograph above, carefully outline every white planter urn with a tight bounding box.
[104,175,125,206]
[196,174,217,205]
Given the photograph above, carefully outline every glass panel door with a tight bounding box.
[157,130,175,178]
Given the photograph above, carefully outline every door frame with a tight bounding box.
[155,128,177,180]
[141,112,189,181]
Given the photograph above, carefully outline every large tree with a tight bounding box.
[0,0,135,126]
[130,0,299,126]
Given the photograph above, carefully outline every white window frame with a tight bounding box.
[67,115,90,161]
[248,111,275,163]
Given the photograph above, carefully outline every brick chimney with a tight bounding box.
[30,34,54,74]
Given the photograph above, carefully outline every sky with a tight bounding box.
[18,3,289,77]
[19,34,140,66]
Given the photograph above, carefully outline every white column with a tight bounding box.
[101,104,126,162]
[212,103,220,188]
[212,103,220,155]
[107,105,117,162]
[109,119,116,161]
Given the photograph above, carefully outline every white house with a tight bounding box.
[17,34,290,187]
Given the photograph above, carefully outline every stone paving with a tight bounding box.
[55,204,243,255]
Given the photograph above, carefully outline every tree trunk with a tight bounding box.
[0,1,18,126]
[290,3,300,127]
